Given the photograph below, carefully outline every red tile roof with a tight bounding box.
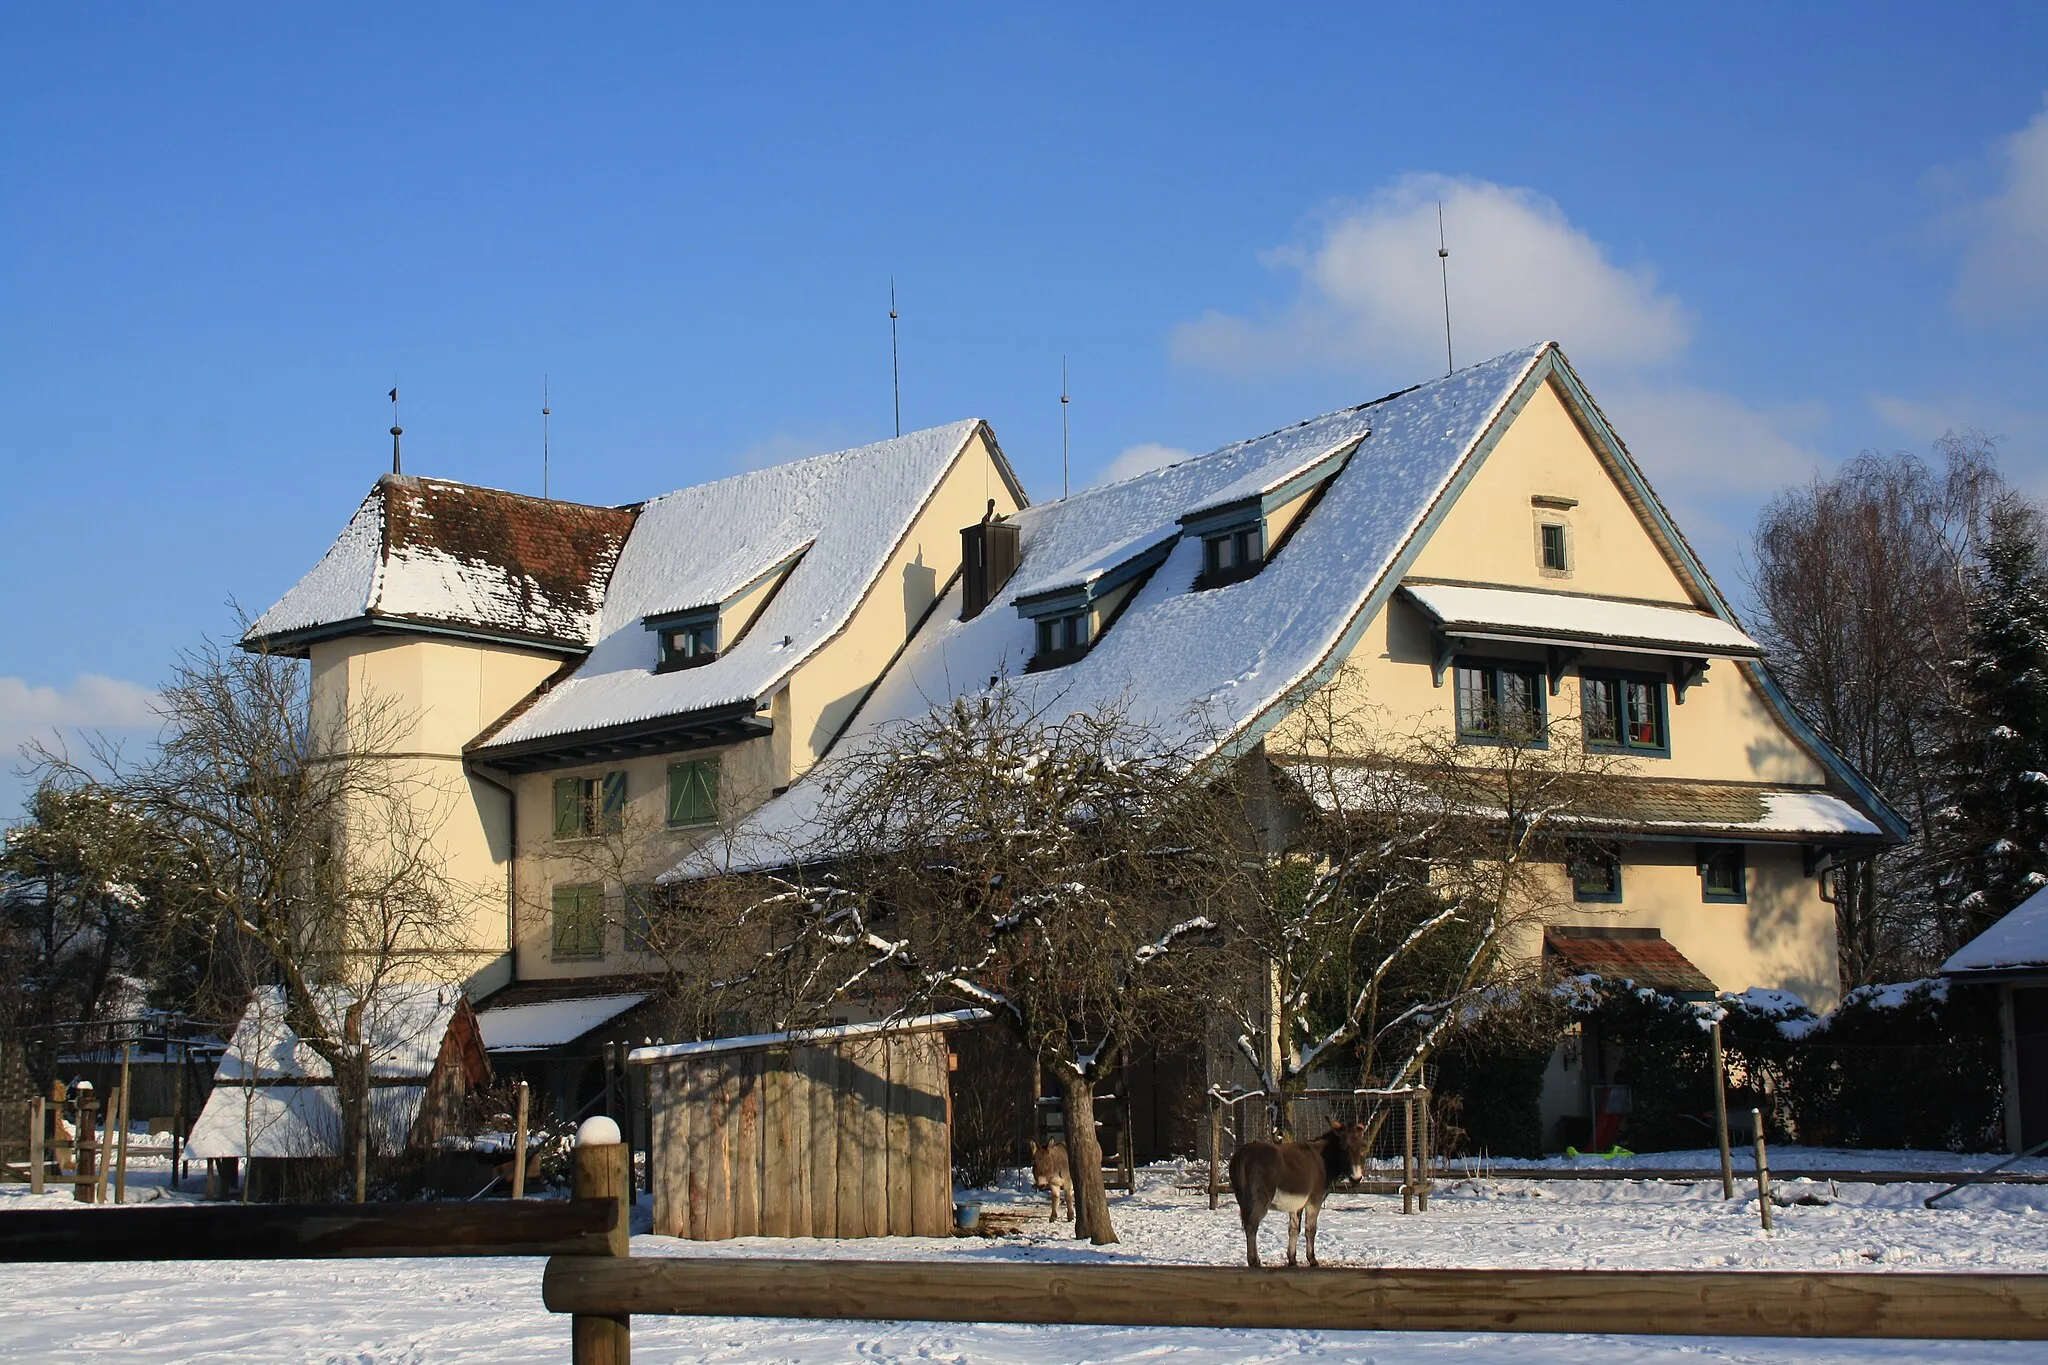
[1546,930,1716,994]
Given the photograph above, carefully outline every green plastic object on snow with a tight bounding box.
[1561,1145,1635,1160]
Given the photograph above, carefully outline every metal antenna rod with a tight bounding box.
[1060,357,1070,500]
[1437,201,1454,376]
[889,278,901,437]
[541,377,551,500]
[388,385,402,475]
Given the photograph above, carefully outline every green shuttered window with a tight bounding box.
[551,885,606,960]
[667,758,720,828]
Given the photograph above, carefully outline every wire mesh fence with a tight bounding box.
[1199,1081,1435,1213]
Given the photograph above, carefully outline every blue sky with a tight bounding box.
[5,4,2047,813]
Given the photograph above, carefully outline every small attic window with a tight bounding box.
[1199,522,1264,589]
[1541,523,1570,573]
[1030,609,1092,671]
[648,611,718,673]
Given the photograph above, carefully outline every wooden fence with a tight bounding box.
[8,1136,2048,1363]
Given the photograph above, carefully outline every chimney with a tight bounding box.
[960,499,1020,620]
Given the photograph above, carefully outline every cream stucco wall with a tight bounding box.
[1265,374,1845,1010]
[307,635,563,993]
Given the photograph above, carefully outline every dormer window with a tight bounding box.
[1200,523,1264,588]
[647,609,718,673]
[1032,609,1092,670]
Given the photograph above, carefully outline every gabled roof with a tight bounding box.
[691,343,1904,876]
[243,476,638,656]
[474,420,1019,763]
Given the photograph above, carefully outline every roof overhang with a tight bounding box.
[469,698,772,774]
[241,613,595,660]
[1178,435,1364,537]
[1014,529,1179,618]
[475,991,650,1052]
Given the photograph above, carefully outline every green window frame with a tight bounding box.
[1570,849,1623,903]
[1540,522,1570,572]
[1699,844,1747,903]
[550,884,606,960]
[552,772,626,839]
[1031,610,1092,668]
[1582,671,1669,756]
[1200,522,1265,587]
[667,757,720,828]
[1454,657,1547,745]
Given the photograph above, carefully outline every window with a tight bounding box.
[667,757,720,828]
[1699,844,1747,903]
[1031,610,1092,668]
[1454,659,1546,743]
[656,618,718,672]
[1200,522,1265,587]
[1583,672,1668,754]
[551,884,606,960]
[552,771,626,839]
[1570,850,1623,903]
[1540,522,1570,573]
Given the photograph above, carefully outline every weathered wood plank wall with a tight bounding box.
[645,1031,953,1240]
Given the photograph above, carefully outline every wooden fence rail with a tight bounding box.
[539,1256,2048,1342]
[0,1198,618,1262]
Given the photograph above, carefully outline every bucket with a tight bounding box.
[953,1201,982,1233]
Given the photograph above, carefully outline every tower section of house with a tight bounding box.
[241,476,639,997]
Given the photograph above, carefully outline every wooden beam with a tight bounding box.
[0,1198,619,1263]
[539,1258,2048,1341]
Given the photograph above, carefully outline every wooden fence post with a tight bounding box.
[1401,1094,1416,1216]
[99,1088,120,1205]
[115,1051,132,1205]
[513,1080,530,1201]
[170,1032,186,1192]
[28,1098,44,1196]
[571,1116,631,1365]
[1417,1087,1432,1213]
[1752,1108,1773,1233]
[1712,1020,1734,1200]
[1206,1099,1221,1211]
[75,1096,98,1204]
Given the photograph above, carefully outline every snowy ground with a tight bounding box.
[3,1150,2046,1363]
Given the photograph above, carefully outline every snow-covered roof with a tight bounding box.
[687,347,1554,872]
[245,476,638,654]
[475,992,648,1052]
[626,1009,990,1064]
[1399,582,1763,658]
[211,984,464,1082]
[186,1083,426,1160]
[1944,887,2048,974]
[477,421,1000,752]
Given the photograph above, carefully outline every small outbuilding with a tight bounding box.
[1943,890,2048,1152]
[630,1011,984,1241]
[186,984,490,1195]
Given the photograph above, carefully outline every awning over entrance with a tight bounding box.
[1546,928,1716,996]
[1400,582,1763,660]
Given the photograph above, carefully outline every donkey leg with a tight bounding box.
[1285,1209,1301,1267]
[1239,1204,1263,1268]
[1304,1202,1321,1268]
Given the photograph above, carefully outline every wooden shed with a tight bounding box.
[630,1011,984,1241]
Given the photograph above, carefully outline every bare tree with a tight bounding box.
[677,686,1230,1244]
[31,634,482,1201]
[1225,670,1603,1132]
[1747,434,2006,980]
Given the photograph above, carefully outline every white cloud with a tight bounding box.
[1090,443,1194,489]
[0,674,160,766]
[1599,381,1829,505]
[1955,95,2048,318]
[1173,173,1690,375]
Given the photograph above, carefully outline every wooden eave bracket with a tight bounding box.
[1431,630,1459,687]
[1673,657,1709,703]
[1546,645,1581,697]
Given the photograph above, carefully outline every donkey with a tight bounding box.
[1228,1118,1369,1268]
[1028,1139,1073,1222]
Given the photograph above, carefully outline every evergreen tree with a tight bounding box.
[1941,498,2048,944]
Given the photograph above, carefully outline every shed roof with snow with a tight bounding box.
[186,984,489,1160]
[1944,887,2048,978]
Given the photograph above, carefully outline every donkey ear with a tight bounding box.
[1329,1117,1343,1130]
